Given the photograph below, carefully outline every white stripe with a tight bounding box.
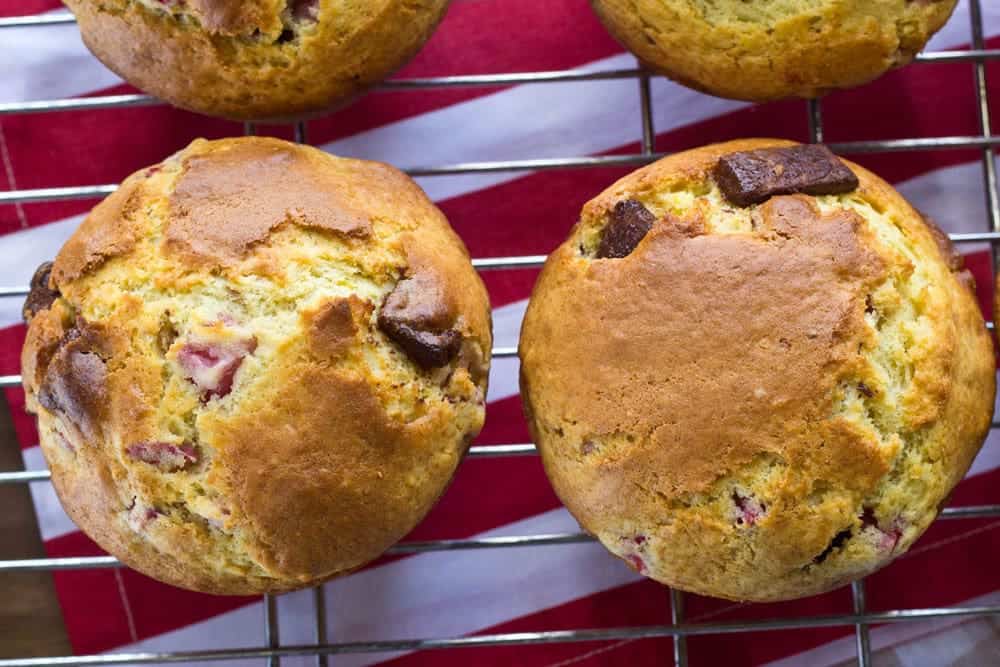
[0,11,122,103]
[109,508,639,667]
[112,603,264,667]
[894,160,992,255]
[485,298,525,403]
[327,52,747,202]
[0,213,84,329]
[22,444,77,542]
[762,588,1000,667]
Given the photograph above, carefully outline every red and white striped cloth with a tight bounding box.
[3,1,1000,665]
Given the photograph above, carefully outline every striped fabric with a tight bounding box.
[2,1,1000,665]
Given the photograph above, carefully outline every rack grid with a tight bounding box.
[1,2,1000,666]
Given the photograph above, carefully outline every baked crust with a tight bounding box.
[63,0,450,121]
[519,138,995,601]
[22,137,491,594]
[588,0,958,101]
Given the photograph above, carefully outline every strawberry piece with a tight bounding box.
[127,442,199,471]
[176,319,256,399]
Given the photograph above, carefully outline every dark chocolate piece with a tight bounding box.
[38,325,108,443]
[813,528,852,565]
[378,320,461,368]
[23,261,59,321]
[714,145,859,207]
[378,273,461,369]
[596,199,656,259]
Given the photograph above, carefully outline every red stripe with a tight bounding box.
[0,324,40,449]
[403,395,556,544]
[965,250,995,324]
[0,1,61,18]
[49,534,135,655]
[116,568,257,643]
[45,533,256,653]
[479,269,539,311]
[440,162,636,266]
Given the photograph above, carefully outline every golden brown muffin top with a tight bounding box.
[64,0,451,120]
[588,0,958,101]
[520,139,994,601]
[23,137,491,594]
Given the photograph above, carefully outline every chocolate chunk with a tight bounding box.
[379,320,461,368]
[23,261,60,322]
[38,325,108,443]
[596,199,656,259]
[813,528,852,565]
[378,273,461,369]
[714,145,859,207]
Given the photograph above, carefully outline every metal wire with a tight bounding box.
[851,580,872,667]
[670,589,688,667]
[294,122,308,145]
[6,605,1000,666]
[638,71,656,155]
[1,503,998,572]
[807,99,823,144]
[265,594,281,667]
[3,6,1000,666]
[0,69,647,116]
[313,587,329,667]
[970,0,1000,277]
[8,136,1000,204]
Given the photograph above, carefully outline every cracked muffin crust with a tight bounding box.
[588,0,958,101]
[21,137,491,595]
[519,138,995,602]
[63,0,450,120]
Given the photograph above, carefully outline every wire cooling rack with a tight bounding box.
[2,2,1000,666]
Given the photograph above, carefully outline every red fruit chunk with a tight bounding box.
[292,0,319,21]
[177,335,256,399]
[127,442,199,471]
[878,529,902,552]
[126,500,162,531]
[733,491,765,526]
[860,508,903,552]
[625,554,647,574]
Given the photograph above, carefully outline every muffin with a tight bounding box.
[588,0,958,101]
[519,138,995,602]
[21,137,491,595]
[63,0,450,121]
